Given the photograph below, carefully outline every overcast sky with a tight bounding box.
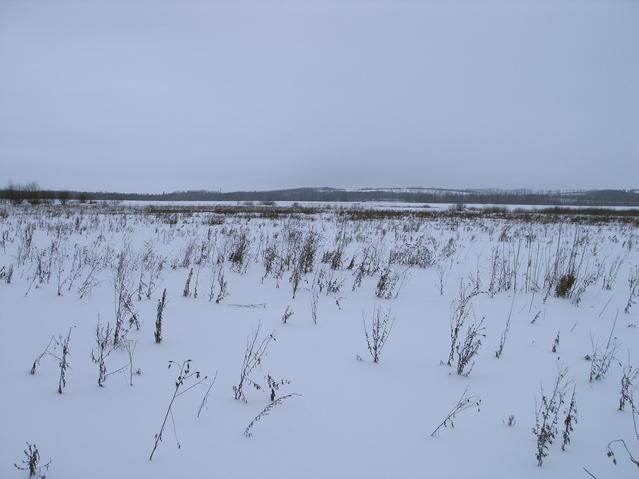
[0,0,637,193]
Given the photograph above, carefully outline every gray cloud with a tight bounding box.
[1,0,637,192]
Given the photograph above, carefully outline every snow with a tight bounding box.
[115,199,639,212]
[0,202,637,478]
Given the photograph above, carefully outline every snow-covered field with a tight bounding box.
[1,202,637,478]
[117,199,638,212]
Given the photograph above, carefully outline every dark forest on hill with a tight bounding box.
[1,183,638,207]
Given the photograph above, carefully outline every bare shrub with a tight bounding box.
[113,252,138,346]
[619,359,638,412]
[389,237,433,268]
[555,273,575,298]
[244,393,301,438]
[606,391,639,468]
[561,385,578,451]
[322,239,344,270]
[542,228,600,305]
[625,266,639,315]
[441,236,457,258]
[362,306,395,364]
[503,414,516,427]
[495,296,514,359]
[14,442,50,478]
[290,261,303,298]
[315,267,344,295]
[298,230,320,274]
[261,241,283,282]
[183,267,193,297]
[352,244,381,291]
[55,254,65,296]
[601,255,624,291]
[455,317,485,376]
[209,267,228,304]
[139,241,166,300]
[56,327,72,394]
[124,340,139,386]
[266,374,290,402]
[375,265,401,299]
[436,265,446,296]
[533,367,572,466]
[0,263,14,283]
[91,320,114,387]
[487,245,516,296]
[155,288,167,344]
[281,305,293,325]
[192,265,202,299]
[149,360,207,461]
[551,331,560,354]
[589,314,619,383]
[76,248,101,299]
[447,287,478,367]
[30,336,55,375]
[233,322,275,403]
[430,387,481,437]
[197,370,218,419]
[310,287,319,325]
[229,232,250,273]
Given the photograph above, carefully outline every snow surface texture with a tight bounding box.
[0,203,637,478]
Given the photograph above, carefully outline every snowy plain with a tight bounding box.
[118,199,639,212]
[0,201,637,478]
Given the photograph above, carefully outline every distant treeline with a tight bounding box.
[1,183,638,206]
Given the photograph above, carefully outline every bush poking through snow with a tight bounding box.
[91,320,114,387]
[606,391,639,468]
[155,288,167,344]
[183,268,193,297]
[244,393,301,438]
[210,268,228,304]
[14,442,50,478]
[375,265,401,299]
[233,322,275,403]
[561,386,578,451]
[91,319,138,387]
[447,288,478,367]
[196,370,218,419]
[455,317,485,377]
[290,262,302,298]
[589,314,619,383]
[533,367,572,466]
[29,326,74,392]
[552,331,560,354]
[503,414,516,427]
[310,287,319,325]
[266,374,290,402]
[113,252,138,345]
[618,360,638,412]
[625,266,639,315]
[0,264,13,283]
[56,327,72,394]
[30,336,56,375]
[555,273,576,298]
[430,387,481,437]
[229,232,250,273]
[124,340,139,387]
[149,360,207,461]
[495,296,514,359]
[362,306,395,364]
[281,305,293,325]
[315,267,344,295]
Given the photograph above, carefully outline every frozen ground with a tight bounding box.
[0,202,637,478]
